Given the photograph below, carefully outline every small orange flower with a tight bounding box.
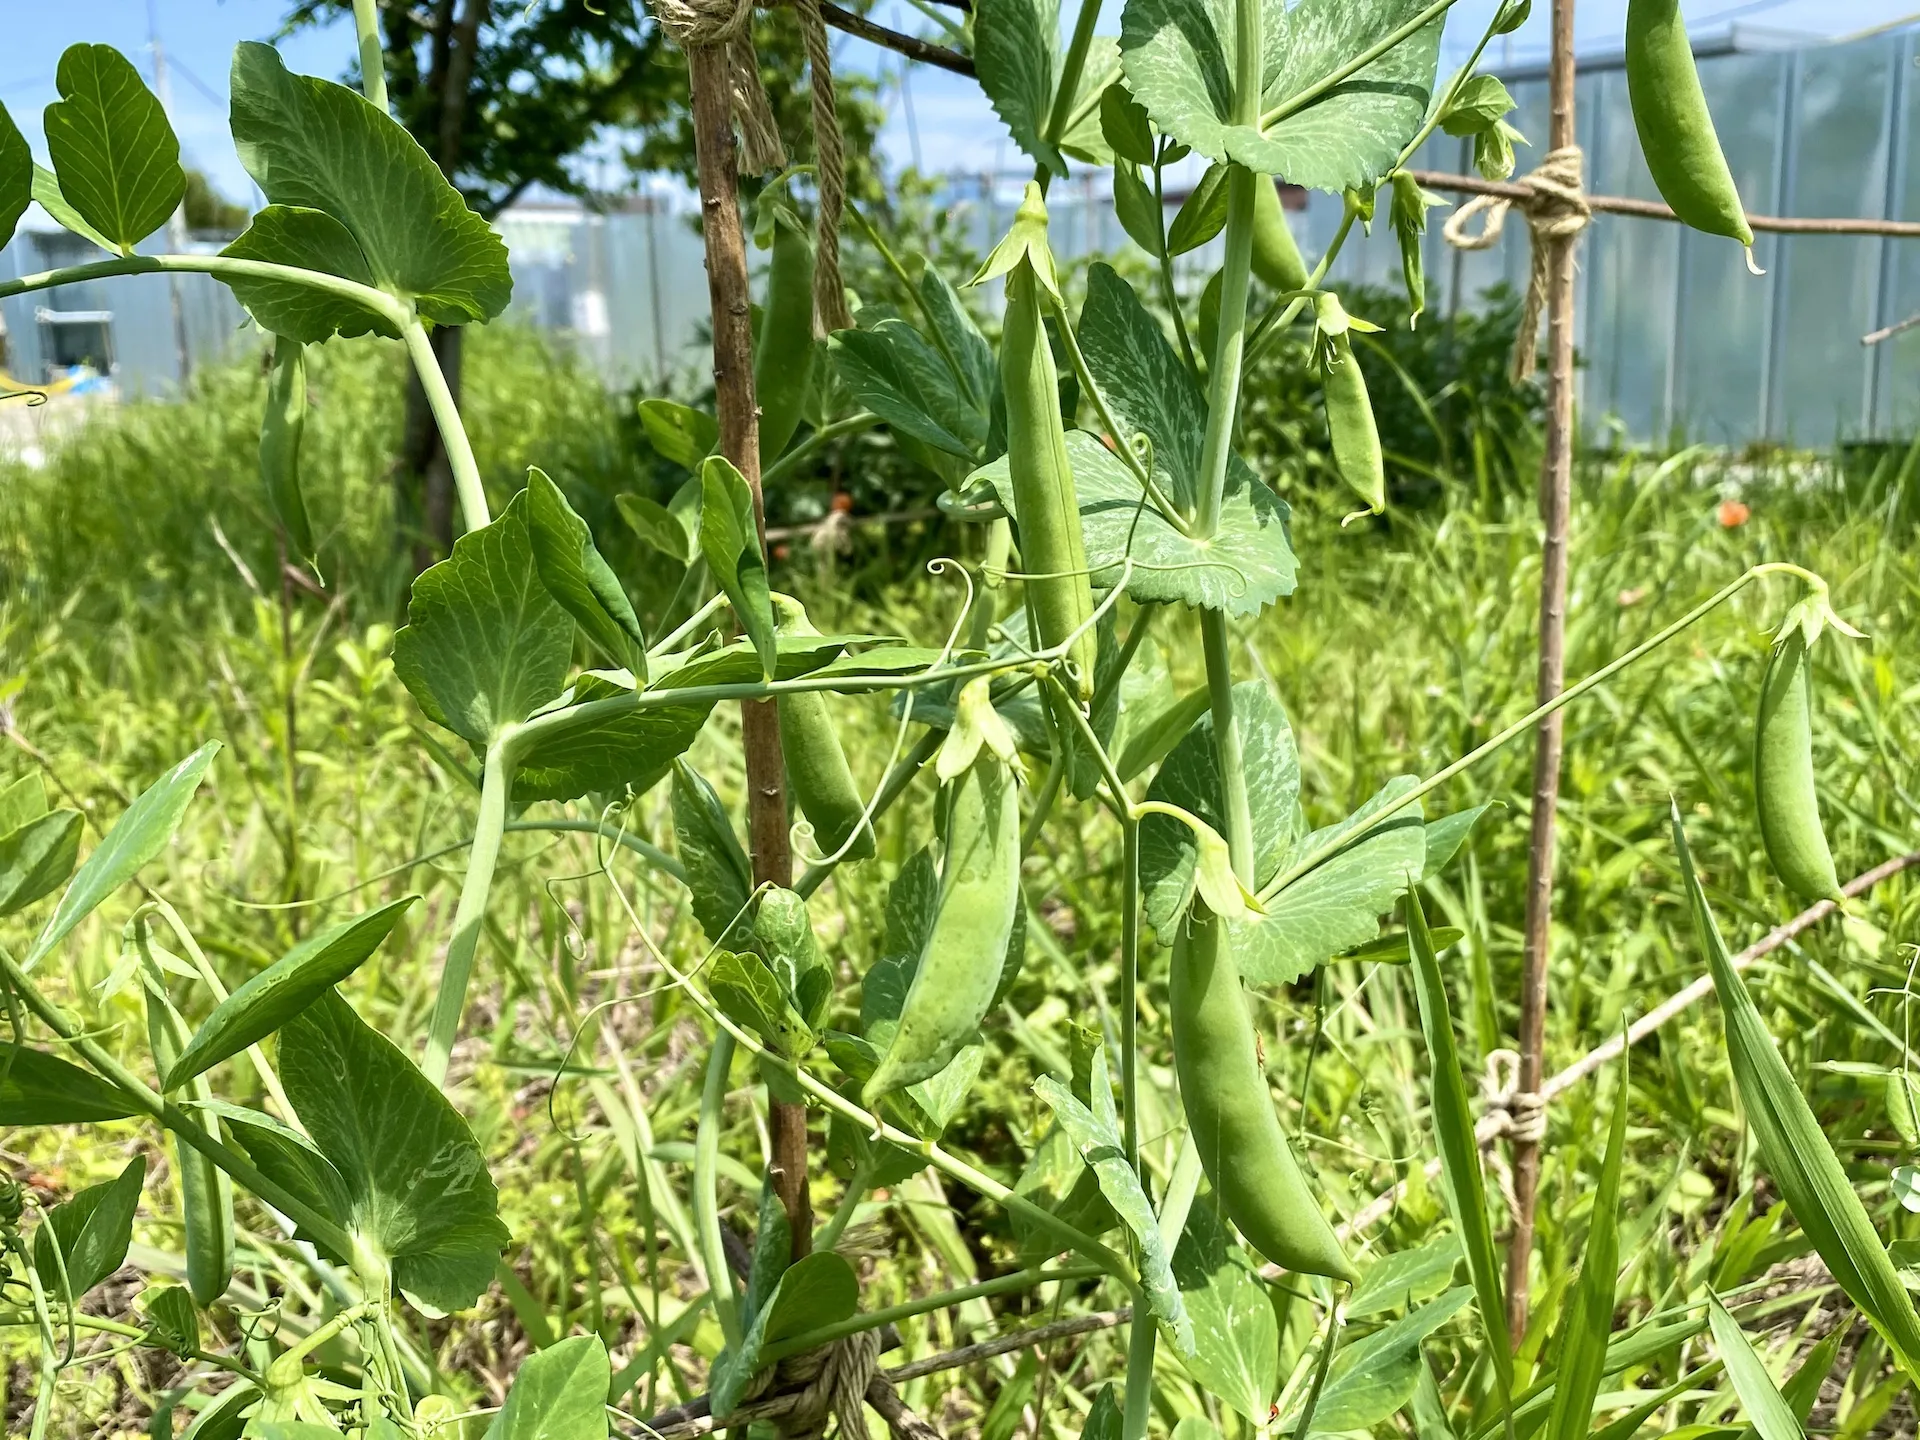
[1718,498,1750,528]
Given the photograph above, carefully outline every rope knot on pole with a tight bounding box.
[774,1331,885,1440]
[653,0,789,174]
[1439,144,1590,385]
[1482,1047,1547,1146]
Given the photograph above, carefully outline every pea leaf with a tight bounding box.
[1348,1233,1463,1318]
[509,674,712,804]
[27,741,219,971]
[1172,1196,1279,1420]
[140,1285,199,1355]
[1233,778,1426,984]
[1676,807,1920,1379]
[31,162,116,252]
[671,762,754,947]
[699,457,778,679]
[222,207,395,343]
[0,103,30,252]
[1405,890,1511,1396]
[829,320,990,460]
[916,267,997,415]
[711,949,815,1056]
[1035,1048,1193,1354]
[34,1155,145,1298]
[0,809,82,917]
[1140,682,1299,935]
[0,774,46,836]
[1423,802,1497,876]
[976,431,1295,616]
[1120,0,1442,192]
[0,1045,141,1124]
[1101,83,1156,166]
[392,492,573,745]
[975,0,1066,177]
[280,990,509,1314]
[637,400,718,472]
[163,897,418,1091]
[1303,1287,1473,1433]
[1166,164,1230,255]
[44,44,184,253]
[229,41,511,325]
[616,492,695,565]
[527,467,648,677]
[197,1101,354,1235]
[490,1334,610,1440]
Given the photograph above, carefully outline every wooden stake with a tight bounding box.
[686,42,812,1258]
[1505,0,1578,1348]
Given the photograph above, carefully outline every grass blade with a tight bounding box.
[1707,1293,1804,1440]
[1540,1035,1628,1440]
[1405,885,1512,1397]
[1672,805,1920,1379]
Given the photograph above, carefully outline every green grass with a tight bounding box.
[3,331,1918,1437]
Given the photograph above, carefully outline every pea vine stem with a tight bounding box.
[350,0,389,112]
[422,740,510,1087]
[401,320,490,534]
[1257,562,1817,903]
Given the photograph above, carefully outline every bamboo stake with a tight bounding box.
[685,42,812,1257]
[1505,0,1579,1349]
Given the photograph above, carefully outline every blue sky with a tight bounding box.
[4,0,1913,203]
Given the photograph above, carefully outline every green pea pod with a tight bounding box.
[1171,914,1354,1281]
[1320,332,1384,514]
[1251,178,1310,294]
[755,208,817,464]
[1003,253,1098,700]
[863,754,1020,1103]
[260,335,313,561]
[1625,0,1753,247]
[142,965,234,1307]
[775,598,874,862]
[1754,625,1843,904]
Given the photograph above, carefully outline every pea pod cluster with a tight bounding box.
[1171,914,1354,1280]
[863,751,1021,1102]
[1625,0,1753,248]
[775,597,875,862]
[1753,614,1844,904]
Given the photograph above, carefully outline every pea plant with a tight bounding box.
[0,0,1909,1437]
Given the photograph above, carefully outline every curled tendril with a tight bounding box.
[0,386,48,408]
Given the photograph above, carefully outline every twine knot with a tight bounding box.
[774,1330,884,1440]
[1440,145,1590,385]
[1482,1047,1547,1146]
[651,0,788,175]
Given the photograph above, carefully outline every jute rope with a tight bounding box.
[1480,1047,1546,1145]
[774,1330,885,1440]
[1441,145,1590,385]
[653,0,788,175]
[791,0,854,334]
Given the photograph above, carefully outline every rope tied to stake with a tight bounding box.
[1481,1046,1547,1146]
[774,1330,884,1440]
[1440,145,1590,385]
[653,0,788,174]
[789,0,854,333]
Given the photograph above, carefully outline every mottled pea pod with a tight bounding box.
[863,753,1021,1102]
[755,207,817,463]
[1625,0,1753,248]
[1001,223,1098,701]
[1754,621,1844,904]
[775,598,874,862]
[1171,914,1354,1281]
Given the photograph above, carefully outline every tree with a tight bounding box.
[282,0,881,569]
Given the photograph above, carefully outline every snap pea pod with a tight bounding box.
[1002,251,1098,700]
[755,207,817,463]
[1251,178,1310,294]
[1171,914,1354,1280]
[863,753,1020,1102]
[1315,296,1385,515]
[775,598,874,862]
[1625,0,1753,247]
[142,966,234,1306]
[1753,625,1844,904]
[260,335,313,561]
